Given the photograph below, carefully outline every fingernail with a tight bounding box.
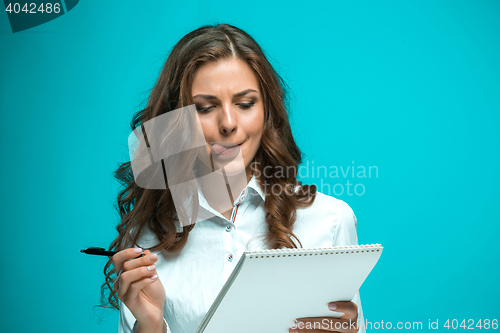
[134,248,142,253]
[147,265,155,271]
[329,303,337,310]
[149,254,158,261]
[150,274,158,280]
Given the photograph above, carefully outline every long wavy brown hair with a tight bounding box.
[99,23,317,310]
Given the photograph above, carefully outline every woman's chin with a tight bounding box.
[220,161,247,177]
[212,148,246,177]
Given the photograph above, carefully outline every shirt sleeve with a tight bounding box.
[332,200,358,247]
[333,200,366,333]
[118,298,136,333]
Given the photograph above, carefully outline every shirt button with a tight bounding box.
[227,253,233,261]
[226,225,232,232]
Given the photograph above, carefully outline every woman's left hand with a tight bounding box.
[289,301,359,333]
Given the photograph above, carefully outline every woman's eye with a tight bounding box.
[196,101,255,113]
[196,106,213,113]
[239,101,255,110]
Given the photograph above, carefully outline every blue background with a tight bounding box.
[1,0,499,332]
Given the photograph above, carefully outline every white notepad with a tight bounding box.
[196,244,383,333]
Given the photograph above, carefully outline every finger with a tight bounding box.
[121,271,160,304]
[113,250,153,294]
[123,249,158,272]
[116,263,158,302]
[328,301,358,319]
[111,247,144,273]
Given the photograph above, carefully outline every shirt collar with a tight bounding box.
[194,173,265,219]
[172,174,266,231]
[246,174,266,201]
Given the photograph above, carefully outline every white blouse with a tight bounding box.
[118,175,366,333]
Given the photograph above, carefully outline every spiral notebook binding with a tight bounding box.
[247,244,383,259]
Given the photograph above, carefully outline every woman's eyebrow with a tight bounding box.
[193,89,258,100]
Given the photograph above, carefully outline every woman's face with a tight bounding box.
[191,57,264,179]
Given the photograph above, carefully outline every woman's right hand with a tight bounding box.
[112,248,166,328]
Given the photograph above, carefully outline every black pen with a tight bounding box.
[80,247,145,258]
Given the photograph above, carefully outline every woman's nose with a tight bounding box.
[219,105,237,135]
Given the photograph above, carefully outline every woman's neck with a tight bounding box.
[199,167,253,220]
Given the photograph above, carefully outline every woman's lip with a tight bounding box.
[210,142,240,148]
[220,145,239,156]
[211,142,244,155]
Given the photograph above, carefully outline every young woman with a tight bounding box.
[101,23,364,333]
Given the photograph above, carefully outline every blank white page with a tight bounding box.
[196,244,383,333]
